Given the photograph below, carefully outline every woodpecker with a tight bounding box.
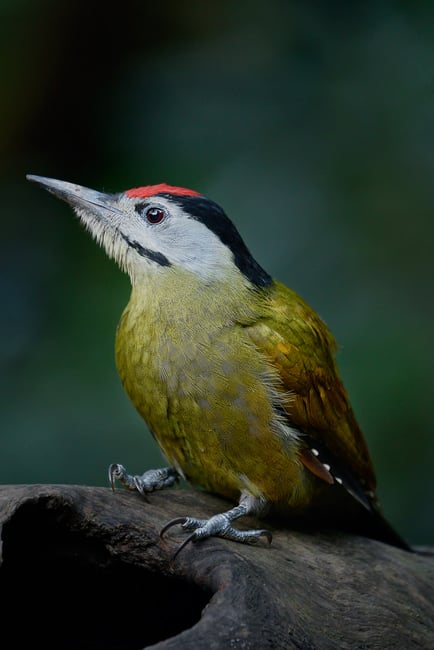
[27,174,411,554]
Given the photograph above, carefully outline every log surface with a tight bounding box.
[0,483,432,649]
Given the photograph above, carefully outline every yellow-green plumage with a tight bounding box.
[27,174,410,551]
[115,269,374,513]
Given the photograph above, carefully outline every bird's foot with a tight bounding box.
[109,463,179,499]
[160,499,272,558]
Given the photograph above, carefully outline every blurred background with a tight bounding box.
[1,0,433,545]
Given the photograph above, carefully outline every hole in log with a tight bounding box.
[0,499,211,648]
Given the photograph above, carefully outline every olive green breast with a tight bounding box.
[114,273,310,506]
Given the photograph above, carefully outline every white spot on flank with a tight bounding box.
[311,448,319,456]
[336,477,343,485]
[323,463,331,471]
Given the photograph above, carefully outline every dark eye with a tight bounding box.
[146,207,165,224]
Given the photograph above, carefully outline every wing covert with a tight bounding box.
[246,280,376,492]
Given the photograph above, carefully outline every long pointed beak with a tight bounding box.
[26,175,123,215]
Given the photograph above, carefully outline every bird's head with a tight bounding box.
[27,175,271,289]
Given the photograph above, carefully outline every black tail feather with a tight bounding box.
[303,483,413,551]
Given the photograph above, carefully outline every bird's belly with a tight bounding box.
[115,315,314,510]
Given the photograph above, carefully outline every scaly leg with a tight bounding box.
[109,465,272,557]
[108,463,179,499]
[160,493,272,557]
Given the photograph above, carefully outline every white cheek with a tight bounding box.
[115,197,235,281]
[158,219,234,280]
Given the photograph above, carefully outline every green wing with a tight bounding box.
[247,280,376,493]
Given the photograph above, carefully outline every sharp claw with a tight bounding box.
[259,529,273,544]
[133,476,150,502]
[159,517,188,539]
[108,463,120,491]
[172,532,197,560]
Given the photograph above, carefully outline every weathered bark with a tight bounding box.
[0,484,432,649]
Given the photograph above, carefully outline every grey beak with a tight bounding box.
[26,175,123,215]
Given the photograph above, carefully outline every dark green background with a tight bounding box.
[1,1,433,545]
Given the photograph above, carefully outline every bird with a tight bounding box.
[27,174,411,554]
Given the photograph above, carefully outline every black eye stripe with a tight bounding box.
[167,195,272,288]
[131,193,272,288]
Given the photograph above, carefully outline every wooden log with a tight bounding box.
[0,484,432,649]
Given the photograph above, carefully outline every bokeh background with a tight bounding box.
[1,0,433,545]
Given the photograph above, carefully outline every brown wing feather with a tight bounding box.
[247,280,376,491]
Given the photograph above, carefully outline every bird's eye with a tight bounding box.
[146,207,165,224]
